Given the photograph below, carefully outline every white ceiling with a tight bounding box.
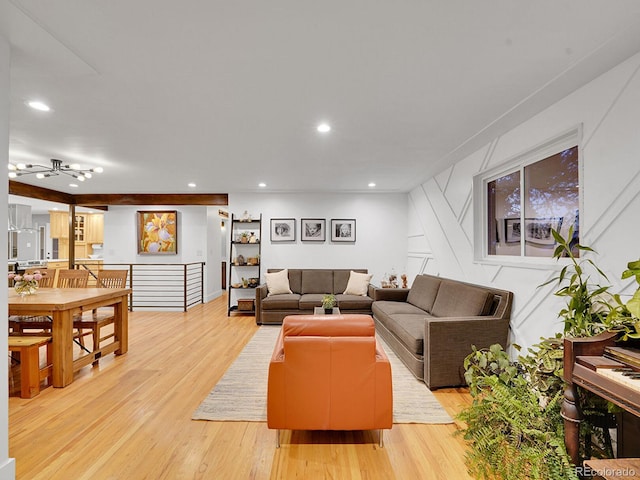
[2,1,640,195]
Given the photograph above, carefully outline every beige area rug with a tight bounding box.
[192,325,453,424]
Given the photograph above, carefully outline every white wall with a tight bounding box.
[229,193,408,285]
[102,205,223,303]
[0,27,16,479]
[408,51,640,353]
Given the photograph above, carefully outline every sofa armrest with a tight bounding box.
[424,316,510,389]
[255,284,269,325]
[371,287,410,302]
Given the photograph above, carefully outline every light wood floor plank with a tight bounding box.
[9,295,473,479]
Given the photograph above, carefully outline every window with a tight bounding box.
[475,128,580,260]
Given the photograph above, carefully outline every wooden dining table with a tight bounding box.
[8,287,131,387]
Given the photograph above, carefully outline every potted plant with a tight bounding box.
[240,232,249,244]
[459,339,576,480]
[457,228,634,478]
[322,294,336,314]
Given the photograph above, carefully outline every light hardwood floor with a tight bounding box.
[9,295,474,479]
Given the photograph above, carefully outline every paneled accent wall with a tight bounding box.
[408,51,640,352]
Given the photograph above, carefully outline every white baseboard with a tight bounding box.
[0,458,15,480]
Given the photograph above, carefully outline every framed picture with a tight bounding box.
[524,217,563,245]
[504,218,521,243]
[301,218,326,242]
[331,219,356,242]
[137,210,178,254]
[270,218,296,242]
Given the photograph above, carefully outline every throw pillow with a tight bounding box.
[343,270,373,296]
[266,269,292,296]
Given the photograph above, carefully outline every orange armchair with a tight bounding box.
[267,314,393,447]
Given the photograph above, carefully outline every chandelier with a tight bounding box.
[8,159,104,181]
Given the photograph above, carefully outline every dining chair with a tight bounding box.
[57,269,89,288]
[73,269,128,365]
[9,269,58,335]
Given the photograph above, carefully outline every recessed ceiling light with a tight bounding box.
[258,182,267,188]
[317,123,331,133]
[188,182,196,188]
[69,183,78,188]
[368,182,376,188]
[27,101,51,112]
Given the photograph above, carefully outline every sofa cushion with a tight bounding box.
[406,275,441,313]
[266,269,292,295]
[336,294,373,310]
[377,313,428,356]
[372,300,428,318]
[288,269,303,294]
[343,271,373,296]
[431,281,494,317]
[301,270,334,294]
[261,293,301,310]
[299,294,325,309]
[333,269,367,294]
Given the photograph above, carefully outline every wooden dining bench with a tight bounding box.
[8,336,53,398]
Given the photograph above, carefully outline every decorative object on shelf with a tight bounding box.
[248,232,258,243]
[240,210,252,222]
[322,293,337,314]
[236,255,245,265]
[301,218,326,242]
[242,277,249,288]
[271,218,296,242]
[246,256,259,266]
[7,158,104,181]
[240,232,249,244]
[381,271,399,288]
[248,277,259,287]
[9,271,44,296]
[137,210,177,254]
[401,274,408,288]
[238,298,255,311]
[330,219,356,242]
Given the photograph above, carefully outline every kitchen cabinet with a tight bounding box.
[49,211,69,239]
[49,212,104,259]
[86,214,104,244]
[46,260,68,270]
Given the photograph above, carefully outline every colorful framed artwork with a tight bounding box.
[301,218,326,242]
[137,210,178,254]
[331,219,356,242]
[271,218,296,242]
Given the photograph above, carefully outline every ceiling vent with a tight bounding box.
[8,204,35,232]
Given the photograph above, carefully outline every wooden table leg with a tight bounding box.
[51,310,74,387]
[114,294,129,355]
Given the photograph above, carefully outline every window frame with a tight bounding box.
[473,125,583,265]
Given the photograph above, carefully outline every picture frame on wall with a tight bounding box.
[331,219,356,242]
[524,217,563,245]
[301,218,326,242]
[270,218,296,242]
[137,210,178,254]
[504,218,521,243]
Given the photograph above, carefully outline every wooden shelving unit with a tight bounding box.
[227,213,261,316]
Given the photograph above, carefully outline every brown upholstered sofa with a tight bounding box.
[372,274,513,390]
[267,314,392,447]
[255,269,374,325]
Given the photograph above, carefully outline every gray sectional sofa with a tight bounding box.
[255,269,374,325]
[372,274,513,390]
